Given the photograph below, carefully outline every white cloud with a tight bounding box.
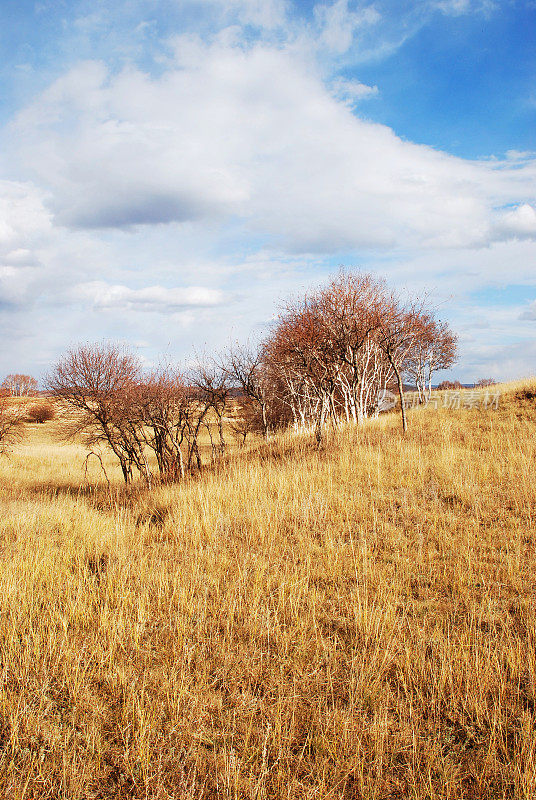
[0,181,54,308]
[0,267,37,306]
[0,180,52,251]
[314,0,381,54]
[1,1,535,382]
[3,249,39,267]
[461,338,536,383]
[330,77,379,103]
[11,42,536,253]
[495,203,536,240]
[71,281,225,312]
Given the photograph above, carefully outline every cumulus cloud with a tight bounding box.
[3,249,39,267]
[1,0,535,381]
[0,178,115,309]
[12,58,250,230]
[11,42,536,252]
[494,204,536,241]
[71,281,225,312]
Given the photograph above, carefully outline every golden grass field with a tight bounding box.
[1,380,535,799]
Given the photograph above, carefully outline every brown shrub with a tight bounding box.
[27,401,55,423]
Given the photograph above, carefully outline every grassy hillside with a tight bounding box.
[1,381,535,799]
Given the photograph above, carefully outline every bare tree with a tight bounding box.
[265,304,334,443]
[192,361,230,459]
[223,345,272,438]
[305,272,391,424]
[137,364,228,478]
[47,342,146,485]
[403,314,457,402]
[132,367,202,481]
[46,273,458,478]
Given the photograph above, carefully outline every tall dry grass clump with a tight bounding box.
[0,380,535,798]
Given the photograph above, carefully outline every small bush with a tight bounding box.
[27,402,55,424]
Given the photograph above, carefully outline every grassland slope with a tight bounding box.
[0,380,535,799]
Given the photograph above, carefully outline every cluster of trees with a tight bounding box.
[229,273,457,439]
[42,272,457,485]
[48,344,229,486]
[0,272,458,482]
[1,374,38,396]
[437,378,496,390]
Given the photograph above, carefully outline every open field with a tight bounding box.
[1,381,536,799]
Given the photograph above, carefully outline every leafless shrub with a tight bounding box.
[133,366,207,481]
[26,401,55,424]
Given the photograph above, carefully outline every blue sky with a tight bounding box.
[0,0,535,381]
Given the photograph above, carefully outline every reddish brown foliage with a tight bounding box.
[26,401,55,423]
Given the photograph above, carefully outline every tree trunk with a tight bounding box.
[393,363,407,433]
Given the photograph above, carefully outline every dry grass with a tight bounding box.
[1,380,535,798]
